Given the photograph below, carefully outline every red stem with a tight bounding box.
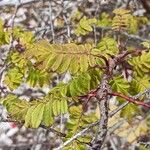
[108,92,150,108]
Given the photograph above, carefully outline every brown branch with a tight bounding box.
[108,92,150,108]
[91,74,111,149]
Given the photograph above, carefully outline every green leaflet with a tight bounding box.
[97,37,119,56]
[31,103,45,128]
[112,8,133,32]
[4,67,23,90]
[12,27,34,49]
[120,103,139,121]
[25,105,37,128]
[51,54,64,71]
[49,69,101,98]
[0,19,9,45]
[68,73,91,96]
[80,17,93,32]
[141,42,150,49]
[69,105,82,119]
[110,75,130,94]
[69,79,80,96]
[60,98,68,114]
[25,41,101,74]
[25,40,106,74]
[2,95,29,121]
[75,16,97,36]
[52,100,61,116]
[69,56,79,74]
[27,68,49,87]
[57,55,72,74]
[130,75,150,94]
[62,141,86,150]
[64,105,98,149]
[77,73,91,94]
[10,52,27,69]
[88,54,96,67]
[97,12,112,27]
[9,104,28,120]
[128,51,150,76]
[89,69,101,89]
[2,94,18,107]
[3,92,68,128]
[80,55,89,72]
[43,53,58,70]
[128,16,138,34]
[42,102,54,127]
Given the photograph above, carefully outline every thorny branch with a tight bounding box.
[54,88,150,149]
[109,91,150,108]
[91,74,111,149]
[48,1,55,43]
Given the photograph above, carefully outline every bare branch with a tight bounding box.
[0,0,42,6]
[48,1,55,43]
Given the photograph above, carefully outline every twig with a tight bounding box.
[95,26,150,43]
[34,24,150,43]
[109,91,150,108]
[0,141,51,148]
[108,133,118,150]
[48,1,55,43]
[9,4,20,49]
[0,0,45,6]
[122,31,150,43]
[139,141,150,145]
[63,15,71,43]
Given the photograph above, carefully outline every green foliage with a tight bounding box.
[120,103,139,121]
[66,105,97,135]
[0,19,9,45]
[27,67,50,87]
[25,40,104,74]
[2,95,29,121]
[97,12,112,27]
[0,8,150,149]
[68,73,91,97]
[4,67,24,90]
[49,69,101,99]
[75,16,97,36]
[141,42,150,49]
[128,51,150,77]
[64,105,97,150]
[112,8,138,33]
[97,37,119,56]
[68,69,101,97]
[26,102,45,128]
[2,92,68,128]
[12,27,35,49]
[130,75,150,94]
[110,75,130,94]
[10,52,27,69]
[42,101,54,126]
